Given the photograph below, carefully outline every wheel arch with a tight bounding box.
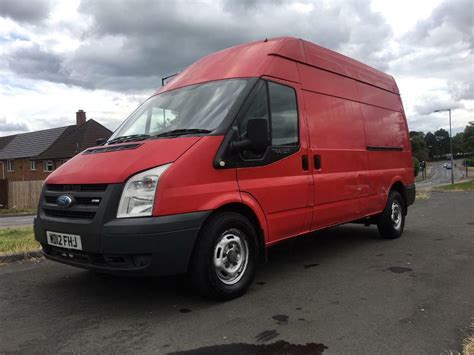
[389,180,407,215]
[201,202,267,263]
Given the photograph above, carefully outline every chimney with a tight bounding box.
[76,110,86,126]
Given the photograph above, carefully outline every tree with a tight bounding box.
[452,132,465,157]
[424,131,437,159]
[434,128,450,157]
[410,132,429,161]
[463,121,474,154]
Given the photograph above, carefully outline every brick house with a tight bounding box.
[0,110,112,182]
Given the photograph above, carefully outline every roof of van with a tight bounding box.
[159,37,399,95]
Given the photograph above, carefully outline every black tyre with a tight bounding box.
[377,191,405,239]
[189,212,258,300]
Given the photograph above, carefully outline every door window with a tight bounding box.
[268,81,298,146]
[238,82,269,141]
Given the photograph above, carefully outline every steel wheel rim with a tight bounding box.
[391,201,402,230]
[213,231,249,285]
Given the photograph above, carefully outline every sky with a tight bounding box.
[0,0,472,136]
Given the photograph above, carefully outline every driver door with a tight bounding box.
[235,79,313,243]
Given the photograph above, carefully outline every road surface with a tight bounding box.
[416,159,467,189]
[1,192,473,354]
[0,214,34,228]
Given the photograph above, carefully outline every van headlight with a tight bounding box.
[117,164,171,218]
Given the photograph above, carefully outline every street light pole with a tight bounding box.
[434,108,454,184]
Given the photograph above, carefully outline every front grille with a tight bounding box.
[43,209,96,219]
[44,196,101,205]
[46,184,107,192]
[41,184,109,220]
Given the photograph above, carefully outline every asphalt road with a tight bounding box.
[0,214,34,229]
[416,159,467,189]
[1,192,473,354]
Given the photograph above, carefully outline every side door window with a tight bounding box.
[268,81,298,146]
[238,81,269,159]
[236,80,299,162]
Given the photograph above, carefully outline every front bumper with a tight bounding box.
[34,183,210,276]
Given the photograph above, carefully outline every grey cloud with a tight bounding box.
[413,95,464,116]
[7,0,394,92]
[0,118,29,132]
[6,44,87,87]
[408,0,473,49]
[0,0,51,23]
[394,0,473,102]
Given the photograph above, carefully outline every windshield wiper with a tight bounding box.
[107,134,150,145]
[152,129,212,138]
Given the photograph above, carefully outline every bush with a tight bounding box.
[413,157,420,177]
[465,158,474,167]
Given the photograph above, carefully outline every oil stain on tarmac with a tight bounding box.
[255,330,279,342]
[272,314,289,324]
[386,266,413,273]
[169,340,328,354]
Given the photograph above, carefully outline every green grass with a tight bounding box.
[0,227,40,254]
[0,208,36,216]
[416,190,430,200]
[438,180,474,191]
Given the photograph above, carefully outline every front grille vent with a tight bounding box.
[46,184,107,192]
[43,209,96,219]
[41,184,108,220]
[83,143,141,155]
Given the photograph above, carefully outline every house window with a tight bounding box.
[7,160,14,172]
[30,160,36,171]
[43,160,54,172]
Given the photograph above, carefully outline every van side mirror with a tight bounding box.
[96,138,106,145]
[231,118,270,153]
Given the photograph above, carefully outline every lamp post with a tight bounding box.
[433,108,454,184]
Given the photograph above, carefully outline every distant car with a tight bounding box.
[445,163,452,169]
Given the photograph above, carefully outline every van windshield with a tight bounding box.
[109,79,248,142]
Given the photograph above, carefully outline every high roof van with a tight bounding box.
[34,37,415,300]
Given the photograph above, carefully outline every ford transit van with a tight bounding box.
[34,37,415,299]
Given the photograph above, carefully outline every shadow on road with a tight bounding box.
[34,224,385,315]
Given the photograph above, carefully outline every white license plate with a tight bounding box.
[46,231,82,250]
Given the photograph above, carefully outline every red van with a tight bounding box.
[34,37,415,299]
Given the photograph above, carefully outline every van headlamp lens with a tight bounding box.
[117,164,171,218]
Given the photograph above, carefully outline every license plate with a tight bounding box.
[46,231,82,250]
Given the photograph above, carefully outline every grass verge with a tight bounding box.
[0,208,36,216]
[464,324,474,355]
[438,180,474,191]
[416,190,430,200]
[0,227,40,254]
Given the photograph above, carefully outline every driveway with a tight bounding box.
[0,214,34,228]
[0,192,473,354]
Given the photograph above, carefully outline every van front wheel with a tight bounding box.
[377,191,405,239]
[189,212,258,300]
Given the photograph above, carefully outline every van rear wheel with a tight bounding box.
[377,191,405,239]
[189,212,258,300]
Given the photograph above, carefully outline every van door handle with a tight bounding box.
[314,155,321,170]
[302,155,308,171]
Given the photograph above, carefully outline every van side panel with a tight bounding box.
[361,102,413,215]
[299,63,370,229]
[356,82,403,112]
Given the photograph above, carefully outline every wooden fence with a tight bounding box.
[0,179,7,208]
[8,180,44,209]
